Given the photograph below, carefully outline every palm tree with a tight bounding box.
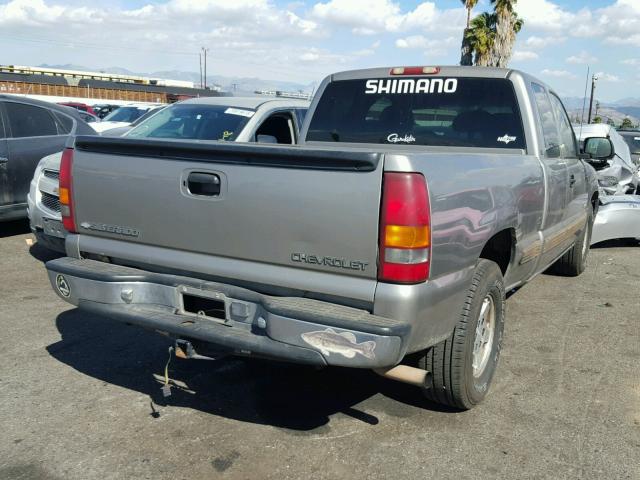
[460,0,479,66]
[491,0,524,67]
[464,13,496,67]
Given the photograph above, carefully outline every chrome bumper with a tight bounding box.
[46,258,411,368]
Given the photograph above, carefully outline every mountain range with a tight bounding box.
[38,64,315,94]
[38,64,640,125]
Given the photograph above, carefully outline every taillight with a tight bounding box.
[59,148,76,233]
[379,173,431,284]
[390,66,440,76]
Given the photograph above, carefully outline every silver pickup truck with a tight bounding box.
[46,66,598,410]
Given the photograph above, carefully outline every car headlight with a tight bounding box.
[598,176,619,187]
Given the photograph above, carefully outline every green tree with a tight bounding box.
[460,0,479,66]
[606,118,615,126]
[490,0,524,67]
[593,116,602,124]
[464,12,497,66]
[461,0,524,67]
[620,117,634,129]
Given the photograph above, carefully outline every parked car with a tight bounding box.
[76,111,100,125]
[46,66,598,410]
[100,105,166,137]
[28,97,309,251]
[618,130,640,167]
[91,104,163,133]
[58,102,97,116]
[572,124,640,244]
[92,104,119,119]
[0,95,94,222]
[574,123,639,195]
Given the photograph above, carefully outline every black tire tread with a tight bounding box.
[420,259,503,409]
[550,209,593,277]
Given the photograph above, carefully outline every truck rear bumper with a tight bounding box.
[46,257,411,368]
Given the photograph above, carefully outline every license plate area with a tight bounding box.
[43,217,65,238]
[178,286,227,321]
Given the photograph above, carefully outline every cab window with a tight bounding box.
[255,112,295,144]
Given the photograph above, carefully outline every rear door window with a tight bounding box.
[5,102,58,138]
[53,111,74,134]
[306,77,526,149]
[549,93,577,158]
[531,83,560,158]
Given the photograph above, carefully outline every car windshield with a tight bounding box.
[125,104,254,141]
[306,77,526,149]
[130,107,164,126]
[621,133,640,154]
[103,107,151,123]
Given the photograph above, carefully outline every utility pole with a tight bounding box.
[199,52,203,89]
[587,74,598,123]
[202,47,209,89]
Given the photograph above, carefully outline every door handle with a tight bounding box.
[186,172,221,197]
[569,174,576,187]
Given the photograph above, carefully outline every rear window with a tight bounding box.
[306,77,526,149]
[126,104,254,141]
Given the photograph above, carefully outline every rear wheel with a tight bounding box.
[550,209,594,277]
[419,259,505,410]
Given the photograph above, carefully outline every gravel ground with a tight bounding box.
[0,219,638,480]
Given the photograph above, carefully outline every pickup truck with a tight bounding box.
[46,66,599,410]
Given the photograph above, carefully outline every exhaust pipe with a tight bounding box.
[374,365,431,388]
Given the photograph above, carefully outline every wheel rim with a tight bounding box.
[472,295,495,378]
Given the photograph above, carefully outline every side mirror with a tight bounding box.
[256,134,278,144]
[583,137,614,161]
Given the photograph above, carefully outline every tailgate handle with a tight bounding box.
[187,172,221,197]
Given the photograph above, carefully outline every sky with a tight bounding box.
[1,0,639,102]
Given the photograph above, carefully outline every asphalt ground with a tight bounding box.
[0,219,638,480]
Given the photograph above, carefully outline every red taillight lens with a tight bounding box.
[390,66,441,76]
[379,173,431,284]
[59,148,76,233]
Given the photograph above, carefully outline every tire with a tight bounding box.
[419,259,505,410]
[550,208,594,277]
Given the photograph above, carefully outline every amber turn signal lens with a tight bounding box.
[59,187,70,205]
[385,225,430,248]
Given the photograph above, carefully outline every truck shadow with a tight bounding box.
[47,309,452,431]
[591,238,640,248]
[28,243,64,263]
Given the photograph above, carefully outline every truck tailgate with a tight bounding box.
[71,137,383,289]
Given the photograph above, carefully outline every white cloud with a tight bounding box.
[516,0,581,31]
[311,0,464,35]
[566,51,597,65]
[595,72,621,83]
[541,69,577,79]
[394,34,457,58]
[622,58,640,66]
[524,35,566,49]
[395,35,429,49]
[512,50,539,61]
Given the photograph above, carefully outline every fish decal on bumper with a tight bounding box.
[301,328,376,359]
